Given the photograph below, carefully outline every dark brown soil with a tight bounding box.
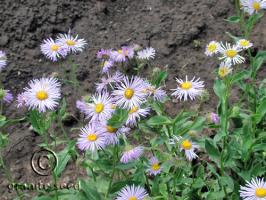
[1,0,266,199]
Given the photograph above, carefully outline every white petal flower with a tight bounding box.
[218,61,232,78]
[77,123,106,152]
[171,76,204,101]
[120,146,144,163]
[218,42,245,65]
[112,76,147,109]
[56,32,87,53]
[85,92,114,121]
[40,38,67,62]
[240,0,266,15]
[0,51,7,71]
[137,47,156,60]
[240,177,266,200]
[126,106,150,127]
[23,77,61,112]
[116,185,148,200]
[237,39,253,50]
[205,41,220,56]
[95,71,124,93]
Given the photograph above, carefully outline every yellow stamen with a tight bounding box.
[181,140,192,150]
[253,2,261,11]
[87,134,97,142]
[240,40,250,47]
[106,126,117,133]
[129,197,137,200]
[95,103,104,113]
[218,67,229,78]
[51,44,59,51]
[152,163,160,171]
[226,49,237,58]
[180,82,192,90]
[255,188,266,198]
[124,88,134,99]
[129,106,138,114]
[36,90,48,101]
[118,49,123,54]
[207,43,217,53]
[66,40,75,46]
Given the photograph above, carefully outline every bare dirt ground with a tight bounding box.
[1,0,266,199]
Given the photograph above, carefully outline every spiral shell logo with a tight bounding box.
[31,148,58,176]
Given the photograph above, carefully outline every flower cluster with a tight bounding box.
[205,39,252,78]
[96,46,156,73]
[40,31,87,62]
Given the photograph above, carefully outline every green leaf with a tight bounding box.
[230,70,249,84]
[205,139,220,164]
[107,108,128,128]
[254,97,266,123]
[225,16,240,23]
[253,51,266,75]
[151,70,168,87]
[79,180,102,200]
[213,79,226,101]
[146,115,172,126]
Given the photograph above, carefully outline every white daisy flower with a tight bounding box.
[77,123,106,152]
[205,41,220,56]
[240,177,266,200]
[0,51,7,71]
[169,136,199,161]
[112,76,147,109]
[237,39,253,50]
[171,76,204,101]
[126,106,150,127]
[85,92,114,121]
[240,0,266,15]
[137,47,156,60]
[23,77,61,112]
[116,185,148,200]
[218,42,245,65]
[218,61,232,78]
[95,71,124,92]
[40,38,67,62]
[56,32,87,53]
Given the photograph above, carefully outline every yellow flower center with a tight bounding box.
[36,90,48,101]
[218,67,229,78]
[66,40,75,46]
[226,49,237,58]
[51,44,59,51]
[110,104,117,109]
[95,103,104,113]
[152,163,160,171]
[207,43,217,52]
[181,140,192,150]
[129,106,139,114]
[240,40,250,47]
[255,188,266,198]
[253,2,261,11]
[87,134,97,142]
[180,82,192,90]
[129,196,137,200]
[106,126,117,133]
[118,49,123,54]
[124,88,134,99]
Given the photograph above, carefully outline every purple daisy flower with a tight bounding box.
[16,92,27,108]
[97,49,112,60]
[111,46,134,62]
[115,185,148,200]
[126,106,150,127]
[148,157,162,176]
[120,146,144,163]
[101,60,114,73]
[0,89,13,103]
[95,71,124,92]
